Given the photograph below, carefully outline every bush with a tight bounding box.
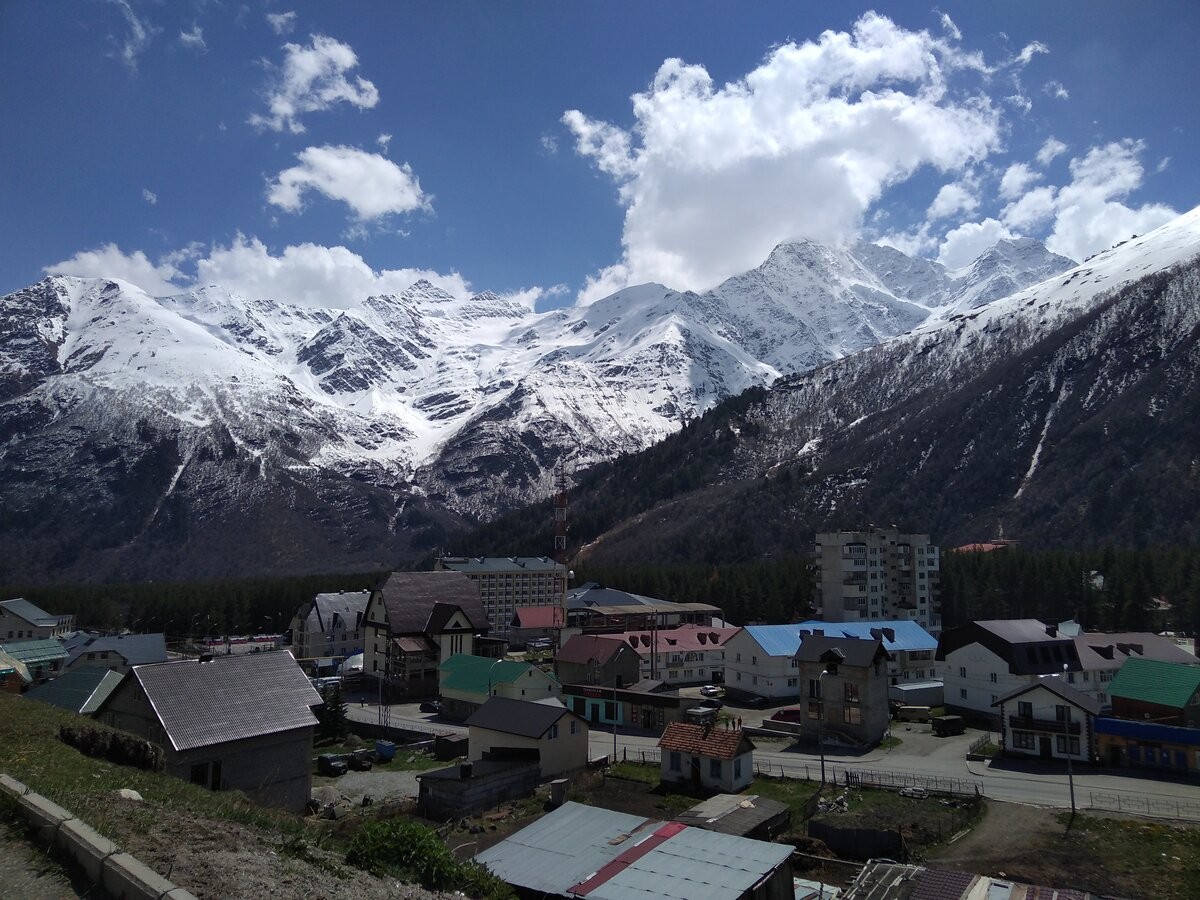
[345,819,513,899]
[59,723,164,771]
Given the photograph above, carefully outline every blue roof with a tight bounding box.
[744,621,937,657]
[64,632,168,667]
[1095,716,1200,747]
[1,598,62,626]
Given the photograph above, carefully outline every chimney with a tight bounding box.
[883,627,895,643]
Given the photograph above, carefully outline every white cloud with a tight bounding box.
[43,244,184,296]
[999,162,1040,200]
[563,12,1001,301]
[195,235,470,307]
[267,145,431,221]
[1044,140,1177,261]
[1043,80,1069,99]
[179,24,206,53]
[376,133,392,153]
[540,133,559,156]
[876,222,937,257]
[1001,185,1057,230]
[1036,136,1067,166]
[1005,94,1032,114]
[937,218,1014,269]
[927,182,978,220]
[266,11,297,35]
[1015,41,1049,66]
[142,188,157,205]
[1157,156,1171,173]
[106,0,157,73]
[249,34,379,134]
[939,12,962,41]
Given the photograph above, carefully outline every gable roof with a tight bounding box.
[439,654,554,696]
[992,675,1103,715]
[794,634,890,668]
[0,598,63,627]
[64,633,167,667]
[0,639,68,665]
[306,590,370,632]
[439,556,565,574]
[555,634,631,666]
[465,695,574,738]
[615,624,739,656]
[741,621,935,658]
[1108,657,1200,708]
[26,668,123,714]
[658,722,754,760]
[511,605,565,629]
[1073,632,1196,671]
[935,619,1082,674]
[374,571,487,635]
[103,650,322,752]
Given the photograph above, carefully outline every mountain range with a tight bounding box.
[2,207,1197,583]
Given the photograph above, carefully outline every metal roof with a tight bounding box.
[464,695,573,738]
[306,590,370,633]
[992,675,1102,715]
[0,639,68,665]
[26,668,123,714]
[439,654,553,696]
[111,650,322,752]
[742,621,936,658]
[0,598,63,626]
[440,556,566,574]
[1094,716,1200,746]
[475,802,791,900]
[374,571,488,635]
[675,794,790,837]
[1108,657,1200,708]
[64,632,168,667]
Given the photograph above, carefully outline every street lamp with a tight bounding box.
[818,668,830,784]
[1062,663,1076,821]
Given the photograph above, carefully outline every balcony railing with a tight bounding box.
[1009,715,1080,735]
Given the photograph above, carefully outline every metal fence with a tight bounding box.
[1089,791,1200,821]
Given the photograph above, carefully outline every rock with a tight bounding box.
[118,788,143,802]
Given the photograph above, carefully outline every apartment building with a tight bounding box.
[813,526,942,634]
[436,557,567,640]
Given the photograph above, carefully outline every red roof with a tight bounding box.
[613,623,738,656]
[513,606,565,628]
[555,634,630,666]
[658,722,754,760]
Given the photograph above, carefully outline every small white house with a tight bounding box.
[658,722,754,793]
[992,676,1100,764]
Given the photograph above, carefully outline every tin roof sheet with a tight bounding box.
[1108,656,1200,708]
[0,639,68,665]
[26,668,123,714]
[64,633,167,667]
[0,598,63,626]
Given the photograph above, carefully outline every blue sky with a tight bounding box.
[2,2,1197,309]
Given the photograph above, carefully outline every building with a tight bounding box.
[794,634,892,747]
[25,668,123,714]
[659,721,755,793]
[844,859,1103,900]
[813,527,941,633]
[62,632,168,674]
[723,621,937,701]
[435,556,567,640]
[1108,657,1200,727]
[562,680,691,732]
[438,653,562,720]
[937,620,1195,721]
[0,638,67,682]
[612,624,738,686]
[1095,718,1200,773]
[553,634,641,688]
[94,651,322,811]
[363,571,491,699]
[476,801,795,900]
[464,696,588,779]
[566,583,723,632]
[288,590,370,664]
[992,676,1100,763]
[416,759,541,820]
[0,598,74,641]
[676,794,791,839]
[510,604,566,649]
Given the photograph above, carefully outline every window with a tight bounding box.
[736,653,741,662]
[1055,705,1071,723]
[1013,732,1036,750]
[960,688,967,700]
[958,666,966,678]
[549,724,559,740]
[1017,701,1032,718]
[752,656,758,666]
[844,682,860,703]
[709,759,721,779]
[989,672,997,683]
[669,751,681,772]
[752,675,758,686]
[790,658,799,668]
[1056,736,1080,755]
[843,707,863,725]
[787,677,798,688]
[807,700,822,720]
[808,679,822,699]
[1067,672,1076,684]
[570,720,578,735]
[734,757,742,779]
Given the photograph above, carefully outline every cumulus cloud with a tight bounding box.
[249,34,379,134]
[1043,80,1069,99]
[376,132,392,153]
[106,0,157,73]
[938,217,1014,269]
[927,182,978,220]
[267,145,431,221]
[1001,185,1057,230]
[179,24,206,53]
[1044,140,1177,261]
[938,12,962,41]
[1036,136,1067,166]
[563,12,1001,301]
[142,188,157,205]
[999,162,1040,200]
[1015,41,1049,66]
[43,244,184,296]
[266,11,297,35]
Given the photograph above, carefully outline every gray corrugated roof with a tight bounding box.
[795,634,890,667]
[439,556,565,574]
[992,675,1103,715]
[64,633,167,667]
[307,591,370,633]
[375,571,488,635]
[1,598,62,626]
[121,650,322,752]
[676,794,790,837]
[465,695,572,738]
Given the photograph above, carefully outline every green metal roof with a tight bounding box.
[1108,657,1200,708]
[439,653,556,696]
[25,668,123,714]
[0,639,68,666]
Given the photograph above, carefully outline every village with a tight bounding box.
[4,528,1200,899]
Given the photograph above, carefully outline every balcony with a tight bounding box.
[1009,715,1080,735]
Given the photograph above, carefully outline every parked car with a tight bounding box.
[316,754,347,776]
[347,749,374,771]
[769,707,805,723]
[699,685,722,696]
[527,638,553,650]
[698,698,722,710]
[419,700,442,714]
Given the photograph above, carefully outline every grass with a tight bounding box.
[878,735,903,750]
[1058,813,1200,899]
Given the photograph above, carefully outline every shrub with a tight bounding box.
[58,723,164,772]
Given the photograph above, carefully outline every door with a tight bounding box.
[1039,736,1052,759]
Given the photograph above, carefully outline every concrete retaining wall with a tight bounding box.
[0,772,198,900]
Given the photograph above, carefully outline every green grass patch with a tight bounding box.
[1057,813,1200,899]
[878,735,903,750]
[607,761,661,785]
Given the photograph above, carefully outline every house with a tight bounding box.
[62,632,168,674]
[416,758,541,820]
[438,653,561,720]
[0,638,68,682]
[0,598,74,641]
[363,571,492,699]
[992,676,1100,763]
[937,619,1195,721]
[0,648,33,692]
[435,556,568,640]
[561,679,691,731]
[659,721,755,793]
[476,801,795,900]
[554,634,640,688]
[844,859,1102,900]
[1095,718,1200,773]
[25,668,123,714]
[813,526,942,634]
[95,651,322,811]
[465,696,588,778]
[793,634,892,747]
[510,604,566,649]
[613,623,738,686]
[566,583,723,632]
[1108,657,1200,727]
[288,590,369,664]
[723,621,936,701]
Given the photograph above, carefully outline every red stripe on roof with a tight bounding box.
[568,821,688,896]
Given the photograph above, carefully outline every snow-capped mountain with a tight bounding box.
[0,225,1113,581]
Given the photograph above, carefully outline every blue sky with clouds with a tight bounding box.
[2,2,1197,309]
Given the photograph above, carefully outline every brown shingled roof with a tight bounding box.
[555,634,630,666]
[658,722,754,760]
[374,571,488,634]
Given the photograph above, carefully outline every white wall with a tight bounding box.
[722,631,799,700]
[942,644,1033,716]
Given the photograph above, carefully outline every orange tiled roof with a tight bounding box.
[657,722,753,760]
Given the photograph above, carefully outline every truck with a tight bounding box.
[932,714,966,737]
